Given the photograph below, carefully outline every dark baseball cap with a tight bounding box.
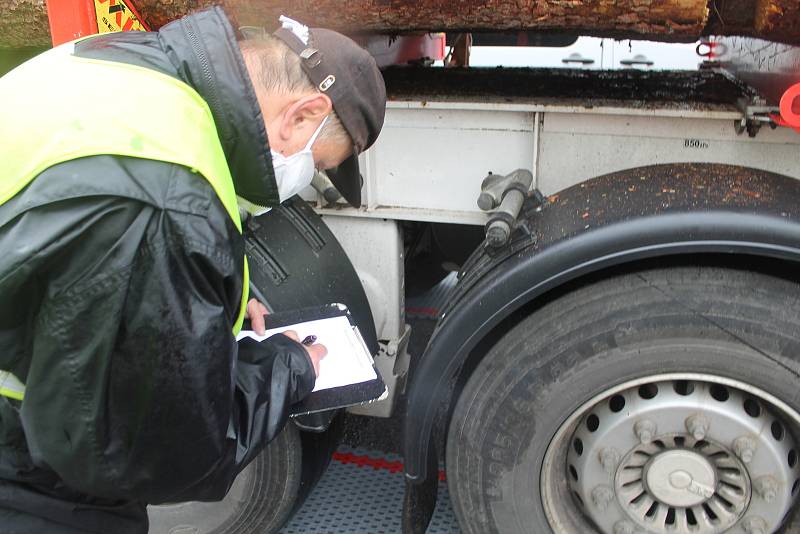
[274,24,386,207]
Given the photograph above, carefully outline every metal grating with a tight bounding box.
[280,446,460,533]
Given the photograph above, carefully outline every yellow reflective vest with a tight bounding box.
[0,41,250,399]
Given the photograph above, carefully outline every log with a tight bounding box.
[0,0,711,49]
[232,0,709,36]
[0,0,799,50]
[704,0,756,36]
[0,0,51,49]
[755,0,800,44]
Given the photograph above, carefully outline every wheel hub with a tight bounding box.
[549,377,800,534]
[643,449,716,507]
[614,434,750,532]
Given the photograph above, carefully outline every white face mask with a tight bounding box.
[236,115,329,218]
[272,115,329,203]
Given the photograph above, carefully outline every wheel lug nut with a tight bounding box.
[743,516,768,534]
[613,520,635,534]
[733,435,758,463]
[599,447,620,474]
[634,420,657,444]
[685,413,709,440]
[754,476,779,502]
[591,485,614,511]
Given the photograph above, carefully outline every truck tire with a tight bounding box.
[446,265,800,534]
[147,415,342,534]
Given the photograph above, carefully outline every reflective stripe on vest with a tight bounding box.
[0,372,25,401]
[0,39,251,400]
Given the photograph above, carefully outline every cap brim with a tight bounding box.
[325,152,362,208]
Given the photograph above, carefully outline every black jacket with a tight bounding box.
[0,8,315,533]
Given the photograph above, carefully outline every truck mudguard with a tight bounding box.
[403,162,800,483]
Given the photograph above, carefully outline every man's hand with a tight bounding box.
[244,300,327,377]
[282,330,327,377]
[246,298,269,335]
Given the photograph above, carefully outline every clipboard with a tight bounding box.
[239,303,387,416]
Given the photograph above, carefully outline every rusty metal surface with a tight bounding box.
[383,67,750,110]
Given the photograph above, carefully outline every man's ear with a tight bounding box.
[279,94,333,141]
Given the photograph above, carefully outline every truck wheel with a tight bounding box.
[446,265,800,534]
[147,416,341,534]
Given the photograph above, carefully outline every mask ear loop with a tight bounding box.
[305,115,330,150]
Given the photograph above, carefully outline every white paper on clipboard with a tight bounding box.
[236,315,377,392]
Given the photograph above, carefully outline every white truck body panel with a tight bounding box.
[303,96,800,416]
[309,101,799,226]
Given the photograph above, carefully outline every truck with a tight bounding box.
[4,1,800,533]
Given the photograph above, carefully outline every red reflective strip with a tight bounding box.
[332,452,447,481]
[780,83,800,128]
[405,307,439,317]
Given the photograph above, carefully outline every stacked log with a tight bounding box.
[0,0,49,48]
[0,0,799,49]
[755,0,800,44]
[233,0,708,36]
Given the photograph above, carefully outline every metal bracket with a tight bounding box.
[477,169,535,247]
[311,170,343,205]
[347,324,412,418]
[735,96,780,138]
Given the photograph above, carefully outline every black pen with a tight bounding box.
[301,335,317,346]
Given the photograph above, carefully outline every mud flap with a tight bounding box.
[243,196,379,431]
[402,435,440,534]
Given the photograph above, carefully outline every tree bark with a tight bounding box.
[0,0,50,48]
[755,0,800,44]
[1,0,800,50]
[232,0,709,35]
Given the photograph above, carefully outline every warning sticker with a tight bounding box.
[94,0,149,33]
